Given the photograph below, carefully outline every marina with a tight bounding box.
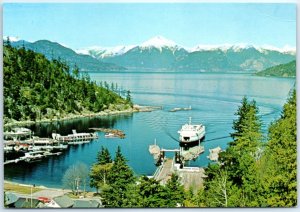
[4,128,98,165]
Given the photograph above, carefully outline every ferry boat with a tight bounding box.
[52,130,98,143]
[178,117,205,144]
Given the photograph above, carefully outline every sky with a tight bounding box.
[3,3,296,49]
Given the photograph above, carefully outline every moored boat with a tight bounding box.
[177,117,205,145]
[19,151,44,163]
[104,133,118,138]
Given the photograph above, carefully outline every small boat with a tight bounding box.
[52,143,68,151]
[4,146,13,153]
[169,105,192,112]
[20,151,44,163]
[4,127,32,138]
[178,117,205,144]
[104,133,118,138]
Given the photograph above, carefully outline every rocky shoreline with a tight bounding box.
[4,104,162,128]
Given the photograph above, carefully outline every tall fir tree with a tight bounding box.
[102,146,136,207]
[260,90,297,206]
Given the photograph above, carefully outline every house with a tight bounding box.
[72,199,102,208]
[5,192,41,208]
[14,198,40,208]
[51,195,74,208]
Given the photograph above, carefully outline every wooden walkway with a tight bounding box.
[154,158,173,184]
[153,158,207,190]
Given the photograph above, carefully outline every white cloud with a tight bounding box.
[3,35,20,42]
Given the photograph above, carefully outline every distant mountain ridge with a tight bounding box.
[256,60,296,77]
[77,36,295,72]
[6,36,296,72]
[10,39,126,71]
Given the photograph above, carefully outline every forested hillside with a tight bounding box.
[3,42,132,124]
[256,60,296,77]
[186,90,297,207]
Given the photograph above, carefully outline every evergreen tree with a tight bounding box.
[137,176,168,207]
[90,146,113,193]
[259,90,297,206]
[3,45,132,123]
[97,146,112,165]
[165,174,185,207]
[102,146,136,207]
[221,97,263,186]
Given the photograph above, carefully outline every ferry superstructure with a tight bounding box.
[178,117,205,144]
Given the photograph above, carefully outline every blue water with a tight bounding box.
[4,72,295,189]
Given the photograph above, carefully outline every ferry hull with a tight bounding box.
[179,135,205,147]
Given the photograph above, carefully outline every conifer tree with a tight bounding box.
[97,146,112,165]
[165,173,185,207]
[102,146,136,207]
[90,146,113,193]
[260,90,297,206]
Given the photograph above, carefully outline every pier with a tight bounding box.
[153,157,206,189]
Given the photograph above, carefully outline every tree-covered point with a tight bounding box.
[3,42,132,123]
[256,60,296,77]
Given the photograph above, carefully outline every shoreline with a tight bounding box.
[4,104,162,128]
[4,180,70,194]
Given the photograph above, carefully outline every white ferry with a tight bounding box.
[178,117,205,144]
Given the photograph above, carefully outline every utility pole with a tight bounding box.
[31,184,35,208]
[31,186,32,208]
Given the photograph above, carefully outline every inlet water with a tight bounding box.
[4,72,295,189]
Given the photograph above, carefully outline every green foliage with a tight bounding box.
[97,146,112,165]
[3,45,132,123]
[101,146,136,207]
[137,174,185,208]
[164,174,185,207]
[90,146,113,192]
[192,92,297,207]
[11,39,125,71]
[258,90,297,206]
[137,176,168,207]
[221,97,263,185]
[256,60,296,77]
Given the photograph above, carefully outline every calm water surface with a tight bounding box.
[4,72,295,189]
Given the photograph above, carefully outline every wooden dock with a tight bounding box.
[153,157,206,190]
[154,158,173,184]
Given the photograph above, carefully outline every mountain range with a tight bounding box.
[77,36,295,72]
[8,36,295,72]
[9,39,126,71]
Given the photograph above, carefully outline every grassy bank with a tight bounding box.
[4,181,43,194]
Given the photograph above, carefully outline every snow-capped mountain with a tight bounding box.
[74,35,295,71]
[140,35,181,51]
[76,36,184,59]
[76,45,136,58]
[190,43,296,55]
